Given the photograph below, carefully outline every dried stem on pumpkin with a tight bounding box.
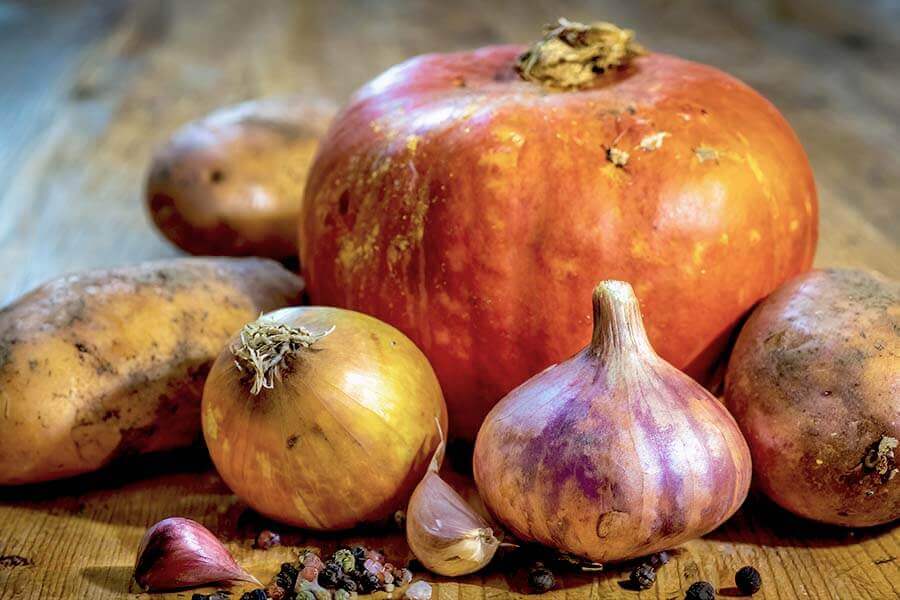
[516,18,645,89]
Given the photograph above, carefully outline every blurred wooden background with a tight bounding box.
[0,0,898,304]
[0,1,898,599]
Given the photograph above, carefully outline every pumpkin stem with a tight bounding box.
[516,19,645,90]
[231,317,334,394]
[590,281,654,359]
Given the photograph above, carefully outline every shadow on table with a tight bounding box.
[706,492,897,549]
[80,565,139,595]
[3,450,896,573]
[0,446,229,526]
[0,445,216,501]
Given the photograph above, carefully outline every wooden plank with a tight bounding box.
[0,1,897,599]
[0,454,898,600]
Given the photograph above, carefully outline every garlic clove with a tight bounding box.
[406,471,500,576]
[134,517,261,591]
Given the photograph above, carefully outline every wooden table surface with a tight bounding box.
[0,1,897,599]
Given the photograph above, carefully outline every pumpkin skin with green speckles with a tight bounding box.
[300,45,817,440]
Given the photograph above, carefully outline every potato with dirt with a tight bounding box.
[147,95,337,260]
[0,257,303,485]
[725,268,899,526]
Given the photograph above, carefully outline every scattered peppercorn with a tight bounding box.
[255,529,281,550]
[629,563,656,590]
[192,593,230,600]
[341,576,359,592]
[735,566,761,595]
[350,546,367,567]
[365,548,387,564]
[333,549,356,573]
[685,581,715,600]
[262,545,408,598]
[0,555,32,568]
[299,565,319,583]
[240,590,268,600]
[356,570,381,593]
[649,550,670,569]
[300,551,324,570]
[319,563,343,588]
[265,582,285,600]
[277,562,299,589]
[405,580,433,600]
[528,566,556,593]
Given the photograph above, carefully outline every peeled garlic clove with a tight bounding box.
[406,471,500,576]
[134,517,260,591]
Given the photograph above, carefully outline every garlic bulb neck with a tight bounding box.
[589,281,654,359]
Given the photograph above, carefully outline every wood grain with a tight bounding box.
[0,0,897,598]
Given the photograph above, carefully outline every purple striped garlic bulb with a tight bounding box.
[473,280,752,562]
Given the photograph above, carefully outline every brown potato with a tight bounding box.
[725,268,899,526]
[147,96,337,260]
[0,257,303,485]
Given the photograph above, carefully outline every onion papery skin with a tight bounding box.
[473,282,752,562]
[300,42,818,441]
[725,269,899,527]
[202,306,447,530]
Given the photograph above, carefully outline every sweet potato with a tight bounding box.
[725,268,899,526]
[0,257,303,485]
[147,95,337,260]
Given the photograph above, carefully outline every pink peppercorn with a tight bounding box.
[254,529,281,550]
[301,552,324,571]
[300,565,320,582]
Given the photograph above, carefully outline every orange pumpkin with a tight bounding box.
[300,21,817,439]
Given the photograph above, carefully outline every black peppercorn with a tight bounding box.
[274,574,292,592]
[735,566,761,595]
[319,563,343,588]
[193,593,231,600]
[528,567,556,593]
[240,590,268,600]
[356,571,381,593]
[629,563,656,590]
[649,551,670,569]
[277,562,299,589]
[339,576,358,593]
[351,545,367,567]
[685,581,715,600]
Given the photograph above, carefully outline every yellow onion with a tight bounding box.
[202,306,447,530]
